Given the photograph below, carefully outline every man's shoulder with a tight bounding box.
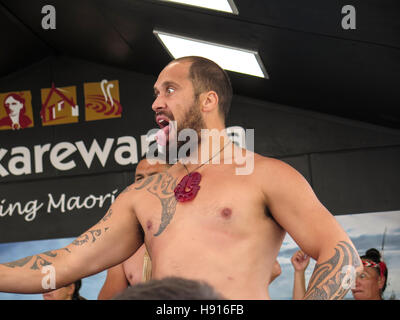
[252,153,303,182]
[119,182,137,196]
[254,153,294,170]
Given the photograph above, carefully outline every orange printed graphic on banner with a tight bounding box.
[84,79,122,121]
[40,84,79,126]
[0,91,34,131]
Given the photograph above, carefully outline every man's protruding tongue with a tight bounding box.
[155,125,170,146]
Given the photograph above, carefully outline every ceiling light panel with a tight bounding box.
[161,0,239,14]
[154,30,268,79]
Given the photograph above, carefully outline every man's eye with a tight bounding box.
[166,87,175,94]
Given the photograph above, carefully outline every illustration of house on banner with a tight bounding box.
[40,83,79,126]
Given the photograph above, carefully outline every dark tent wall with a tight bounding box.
[1,0,399,128]
[0,56,399,243]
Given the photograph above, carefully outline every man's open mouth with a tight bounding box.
[156,115,170,129]
[155,115,171,146]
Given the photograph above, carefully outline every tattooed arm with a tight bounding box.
[261,158,362,300]
[303,241,361,299]
[0,186,142,294]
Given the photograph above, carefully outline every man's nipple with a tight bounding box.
[221,208,232,219]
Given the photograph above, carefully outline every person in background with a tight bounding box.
[113,276,224,300]
[352,248,388,300]
[270,260,282,284]
[42,279,86,300]
[291,249,311,300]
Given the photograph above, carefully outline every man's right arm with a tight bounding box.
[0,186,142,294]
[260,158,362,299]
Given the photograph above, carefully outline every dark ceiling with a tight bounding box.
[0,0,399,128]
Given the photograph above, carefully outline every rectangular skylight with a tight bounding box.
[160,0,239,14]
[153,30,268,79]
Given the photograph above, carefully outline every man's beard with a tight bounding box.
[168,100,206,161]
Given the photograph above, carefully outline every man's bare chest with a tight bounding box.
[132,168,265,238]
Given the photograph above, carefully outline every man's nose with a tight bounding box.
[152,94,166,113]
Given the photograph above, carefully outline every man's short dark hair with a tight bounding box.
[113,277,224,300]
[172,56,233,121]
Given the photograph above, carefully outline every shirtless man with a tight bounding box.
[98,157,170,300]
[0,56,361,299]
[98,137,279,300]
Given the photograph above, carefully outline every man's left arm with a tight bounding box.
[262,159,362,300]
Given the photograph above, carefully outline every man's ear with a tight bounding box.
[200,91,219,113]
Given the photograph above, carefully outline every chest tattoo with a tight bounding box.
[135,173,178,236]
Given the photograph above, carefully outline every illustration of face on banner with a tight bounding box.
[0,91,34,131]
[84,79,122,122]
[40,84,79,126]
